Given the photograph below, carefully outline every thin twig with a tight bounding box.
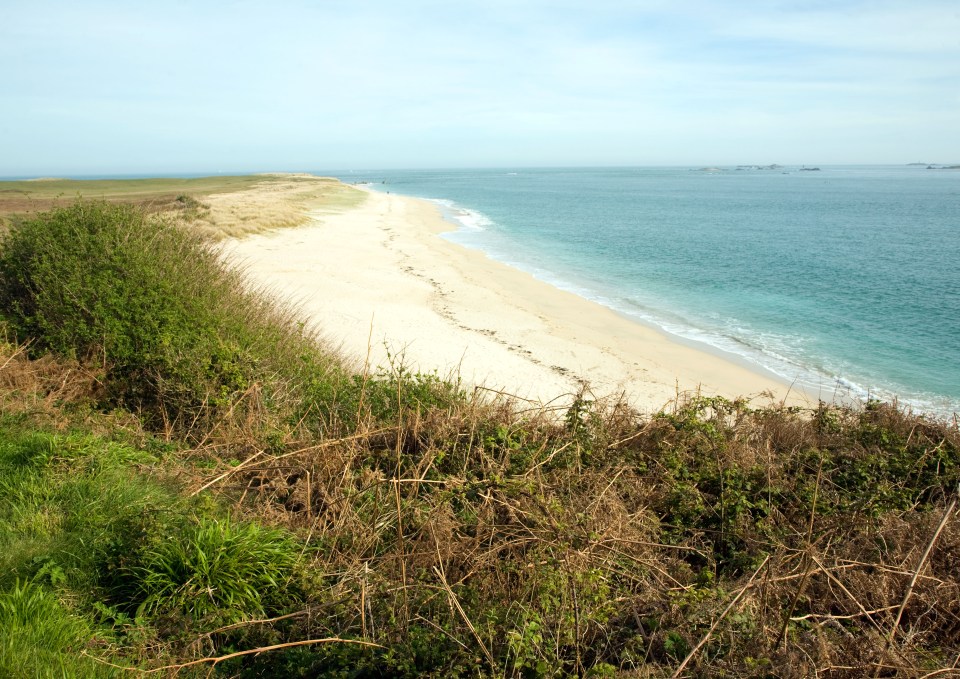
[268,428,391,463]
[605,422,653,450]
[434,558,497,670]
[190,448,266,496]
[83,637,383,673]
[194,429,390,496]
[790,605,899,622]
[521,441,573,478]
[671,555,770,678]
[0,341,29,372]
[355,314,375,430]
[394,370,409,627]
[806,553,888,642]
[775,456,824,648]
[878,489,957,669]
[917,669,960,679]
[201,609,310,636]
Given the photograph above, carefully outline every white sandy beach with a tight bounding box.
[224,187,814,412]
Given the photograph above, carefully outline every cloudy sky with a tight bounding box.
[2,0,958,176]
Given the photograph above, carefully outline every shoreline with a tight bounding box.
[224,185,817,412]
[426,196,838,398]
[423,193,832,402]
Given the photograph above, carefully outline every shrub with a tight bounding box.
[0,200,343,436]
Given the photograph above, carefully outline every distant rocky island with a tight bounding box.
[694,164,822,173]
[908,162,960,170]
[693,164,959,174]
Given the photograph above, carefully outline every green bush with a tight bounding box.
[0,200,342,435]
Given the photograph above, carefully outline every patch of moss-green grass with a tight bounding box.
[0,581,122,678]
[0,415,313,669]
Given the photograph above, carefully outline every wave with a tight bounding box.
[428,195,958,419]
[428,199,493,232]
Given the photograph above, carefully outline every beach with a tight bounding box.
[224,185,813,412]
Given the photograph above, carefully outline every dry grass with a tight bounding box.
[186,174,366,239]
[3,306,959,676]
[187,384,960,677]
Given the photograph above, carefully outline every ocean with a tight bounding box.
[326,166,959,418]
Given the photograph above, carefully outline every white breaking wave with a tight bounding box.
[429,199,494,232]
[425,194,957,419]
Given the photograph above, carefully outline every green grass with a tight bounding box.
[131,517,301,626]
[0,582,121,678]
[0,420,311,675]
[0,175,270,199]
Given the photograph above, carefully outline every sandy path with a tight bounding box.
[223,188,815,412]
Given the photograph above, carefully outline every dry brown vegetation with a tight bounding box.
[189,385,960,678]
[185,173,365,239]
[4,327,958,676]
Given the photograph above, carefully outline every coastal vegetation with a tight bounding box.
[0,174,363,238]
[0,184,957,677]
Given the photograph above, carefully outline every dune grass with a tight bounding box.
[0,198,958,677]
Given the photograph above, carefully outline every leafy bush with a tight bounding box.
[0,200,342,436]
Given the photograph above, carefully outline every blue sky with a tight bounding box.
[2,0,958,175]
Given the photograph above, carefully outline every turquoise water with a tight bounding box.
[328,167,959,418]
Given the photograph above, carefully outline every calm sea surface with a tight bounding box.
[326,166,959,418]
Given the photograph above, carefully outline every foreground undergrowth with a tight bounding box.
[0,200,957,677]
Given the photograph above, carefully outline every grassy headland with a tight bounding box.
[0,173,364,238]
[0,179,957,677]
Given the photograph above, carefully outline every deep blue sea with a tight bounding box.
[326,166,959,418]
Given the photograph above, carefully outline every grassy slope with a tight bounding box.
[0,176,262,227]
[0,181,957,677]
[0,174,364,236]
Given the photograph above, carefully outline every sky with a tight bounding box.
[2,0,958,176]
